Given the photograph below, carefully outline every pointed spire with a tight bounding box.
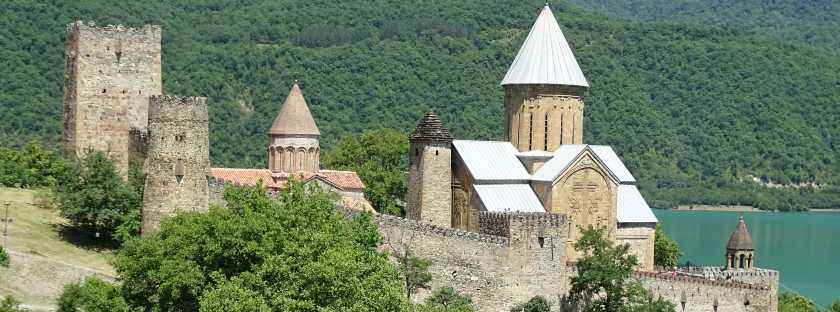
[501,5,588,87]
[269,81,320,136]
[410,112,453,142]
[726,216,754,251]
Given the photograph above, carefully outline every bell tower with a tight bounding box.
[501,5,588,152]
[726,216,756,270]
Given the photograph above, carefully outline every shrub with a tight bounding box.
[0,246,9,267]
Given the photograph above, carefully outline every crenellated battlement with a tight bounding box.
[66,21,161,36]
[148,96,209,122]
[478,211,568,241]
[633,271,771,291]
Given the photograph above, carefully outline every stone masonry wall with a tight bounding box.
[635,270,778,312]
[407,141,452,227]
[616,223,656,271]
[142,95,210,234]
[504,84,586,151]
[375,213,567,312]
[62,21,162,173]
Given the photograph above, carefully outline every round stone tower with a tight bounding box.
[501,5,589,152]
[142,95,210,235]
[725,216,755,270]
[267,81,320,174]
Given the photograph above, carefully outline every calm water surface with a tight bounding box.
[653,210,840,307]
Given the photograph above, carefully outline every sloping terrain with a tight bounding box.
[0,187,114,307]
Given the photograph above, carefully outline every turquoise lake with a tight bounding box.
[653,210,840,307]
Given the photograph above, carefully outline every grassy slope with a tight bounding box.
[0,187,113,305]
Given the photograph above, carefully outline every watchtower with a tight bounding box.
[501,5,588,152]
[62,21,162,172]
[141,96,210,235]
[407,112,453,227]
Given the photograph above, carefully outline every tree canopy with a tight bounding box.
[1,1,838,211]
[112,181,408,311]
[569,226,675,312]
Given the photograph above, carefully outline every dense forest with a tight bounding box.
[570,0,840,48]
[0,0,838,210]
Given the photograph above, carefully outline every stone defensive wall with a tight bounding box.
[634,270,778,312]
[373,212,567,311]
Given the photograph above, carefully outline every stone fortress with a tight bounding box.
[61,5,779,312]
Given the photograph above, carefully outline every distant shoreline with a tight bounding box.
[672,205,840,212]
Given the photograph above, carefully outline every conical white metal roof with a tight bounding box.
[501,5,588,87]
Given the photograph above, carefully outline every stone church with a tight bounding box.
[61,6,780,311]
[406,5,658,270]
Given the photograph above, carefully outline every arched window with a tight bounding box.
[739,254,745,269]
[747,254,753,268]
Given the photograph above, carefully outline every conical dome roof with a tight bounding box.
[501,5,588,87]
[410,112,453,142]
[269,81,320,136]
[726,216,754,251]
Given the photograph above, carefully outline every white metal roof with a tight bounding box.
[501,5,589,87]
[590,145,636,184]
[474,184,545,213]
[617,185,658,223]
[453,140,531,181]
[532,145,635,184]
[531,144,585,182]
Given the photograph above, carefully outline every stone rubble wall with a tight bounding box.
[635,270,778,312]
[374,212,567,311]
[141,95,210,234]
[62,21,162,173]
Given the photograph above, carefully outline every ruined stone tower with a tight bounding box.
[62,21,162,172]
[726,216,756,270]
[501,6,588,151]
[268,81,321,173]
[141,96,210,235]
[407,112,453,227]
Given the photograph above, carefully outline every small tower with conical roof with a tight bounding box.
[726,216,756,270]
[502,5,588,152]
[268,81,321,174]
[407,112,453,227]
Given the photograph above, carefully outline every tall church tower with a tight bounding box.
[502,5,588,152]
[267,81,321,174]
[407,112,453,227]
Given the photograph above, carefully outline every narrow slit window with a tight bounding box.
[544,113,549,150]
[528,113,534,150]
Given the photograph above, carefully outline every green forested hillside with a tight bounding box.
[0,0,838,210]
[569,0,840,48]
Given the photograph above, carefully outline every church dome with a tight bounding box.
[269,81,320,136]
[726,216,754,251]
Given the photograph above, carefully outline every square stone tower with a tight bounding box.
[407,112,453,227]
[62,21,162,172]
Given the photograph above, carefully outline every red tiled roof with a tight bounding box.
[210,168,285,188]
[210,168,364,192]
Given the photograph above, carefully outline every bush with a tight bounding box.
[56,276,132,312]
[0,141,71,188]
[53,151,142,245]
[415,287,475,312]
[510,296,551,312]
[0,246,9,267]
[0,295,27,312]
[653,224,682,267]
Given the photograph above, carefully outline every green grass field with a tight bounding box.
[0,187,113,307]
